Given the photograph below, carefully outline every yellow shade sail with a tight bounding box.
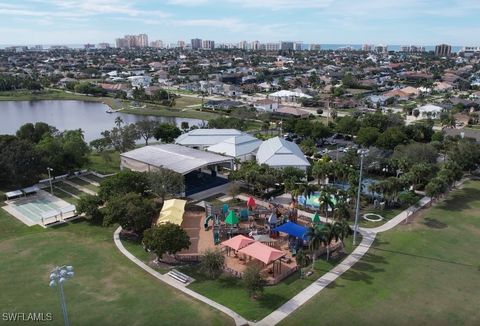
[157,199,186,226]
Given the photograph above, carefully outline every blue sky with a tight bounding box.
[0,0,479,45]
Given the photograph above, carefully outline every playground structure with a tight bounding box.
[201,197,300,246]
[174,195,343,284]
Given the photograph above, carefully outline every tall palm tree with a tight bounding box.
[319,223,336,261]
[306,226,323,269]
[333,220,352,249]
[312,160,331,185]
[333,199,351,221]
[114,116,123,128]
[319,189,334,223]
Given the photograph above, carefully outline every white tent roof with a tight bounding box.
[121,144,233,175]
[175,129,244,147]
[256,137,310,168]
[269,90,312,99]
[207,134,262,158]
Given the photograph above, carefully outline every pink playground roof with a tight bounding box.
[238,242,285,265]
[221,235,255,251]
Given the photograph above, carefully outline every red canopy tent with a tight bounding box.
[221,235,255,251]
[238,241,285,276]
[247,196,256,209]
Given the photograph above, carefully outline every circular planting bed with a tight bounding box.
[363,213,384,222]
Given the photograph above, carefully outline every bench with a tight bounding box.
[168,270,190,284]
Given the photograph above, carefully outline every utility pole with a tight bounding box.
[47,167,54,194]
[353,149,368,245]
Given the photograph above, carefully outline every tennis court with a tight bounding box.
[3,190,77,227]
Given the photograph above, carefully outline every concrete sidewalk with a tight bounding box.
[113,227,248,326]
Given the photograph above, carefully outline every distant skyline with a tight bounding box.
[0,0,479,46]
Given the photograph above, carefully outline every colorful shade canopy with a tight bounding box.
[312,212,320,223]
[224,210,239,225]
[238,242,285,265]
[247,196,256,208]
[274,221,308,239]
[221,235,255,251]
[157,199,186,225]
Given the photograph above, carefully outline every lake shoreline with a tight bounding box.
[0,99,204,142]
[0,89,217,121]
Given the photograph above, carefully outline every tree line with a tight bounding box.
[0,122,90,188]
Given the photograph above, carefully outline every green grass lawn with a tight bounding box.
[0,89,121,109]
[68,177,99,192]
[87,151,120,175]
[358,206,404,228]
[280,181,480,325]
[180,236,360,321]
[123,103,219,121]
[54,182,85,197]
[0,210,233,326]
[52,188,78,205]
[121,238,169,274]
[83,173,106,184]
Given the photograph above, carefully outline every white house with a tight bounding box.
[256,137,310,171]
[254,99,279,112]
[268,90,312,103]
[417,104,444,119]
[128,75,153,88]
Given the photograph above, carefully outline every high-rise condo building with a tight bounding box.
[191,38,202,49]
[202,40,215,49]
[435,44,452,56]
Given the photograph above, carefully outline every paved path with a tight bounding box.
[257,230,376,326]
[237,193,432,325]
[115,191,433,326]
[113,227,248,326]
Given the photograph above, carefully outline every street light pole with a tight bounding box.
[353,149,367,246]
[47,167,53,195]
[49,265,74,326]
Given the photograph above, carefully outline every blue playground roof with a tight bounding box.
[274,222,307,240]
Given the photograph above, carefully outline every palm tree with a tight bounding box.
[320,223,336,261]
[306,226,323,269]
[333,199,351,221]
[295,249,311,277]
[319,189,334,223]
[114,116,123,128]
[333,220,352,249]
[312,160,331,185]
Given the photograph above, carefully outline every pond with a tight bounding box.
[0,100,204,142]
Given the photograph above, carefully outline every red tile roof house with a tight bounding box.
[98,83,130,93]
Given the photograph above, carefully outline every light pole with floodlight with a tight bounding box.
[49,265,74,326]
[47,167,54,194]
[353,149,368,246]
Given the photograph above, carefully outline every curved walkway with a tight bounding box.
[254,195,432,325]
[114,194,432,326]
[113,227,248,326]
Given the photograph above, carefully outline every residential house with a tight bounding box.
[254,99,279,112]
